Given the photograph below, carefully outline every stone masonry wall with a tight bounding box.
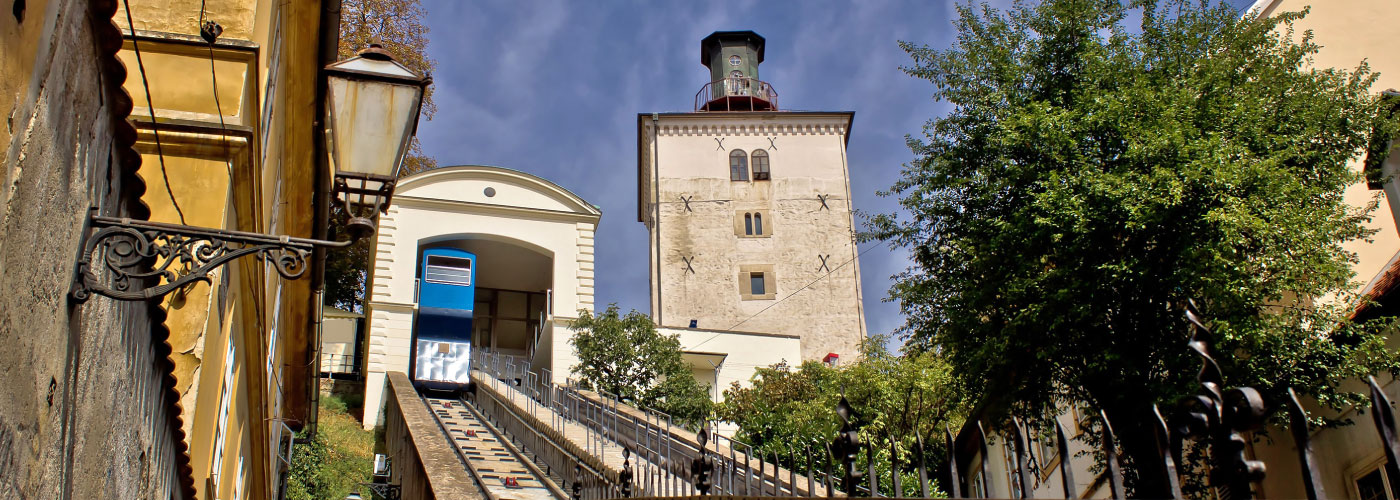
[650,115,866,362]
[0,0,190,498]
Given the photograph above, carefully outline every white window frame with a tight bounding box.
[232,455,246,500]
[267,283,282,392]
[212,338,237,490]
[1352,455,1399,500]
[1003,440,1023,499]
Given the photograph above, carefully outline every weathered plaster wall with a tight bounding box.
[0,0,189,498]
[116,0,259,40]
[643,114,866,362]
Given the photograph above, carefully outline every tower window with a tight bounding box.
[751,150,770,180]
[739,264,776,300]
[729,71,749,95]
[729,55,742,66]
[729,149,748,181]
[736,210,771,237]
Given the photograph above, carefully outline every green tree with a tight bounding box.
[872,0,1400,495]
[717,338,968,496]
[324,0,439,311]
[568,305,713,426]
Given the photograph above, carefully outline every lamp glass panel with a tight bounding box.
[327,69,422,179]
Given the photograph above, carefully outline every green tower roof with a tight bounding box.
[700,31,765,67]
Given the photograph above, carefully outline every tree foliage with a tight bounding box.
[872,0,1400,495]
[716,338,969,496]
[568,305,713,427]
[324,0,439,310]
[323,202,371,311]
[339,0,438,177]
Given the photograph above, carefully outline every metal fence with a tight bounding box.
[470,350,841,498]
[320,352,356,375]
[467,300,1395,500]
[694,77,779,112]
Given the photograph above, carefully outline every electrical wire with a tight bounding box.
[200,18,233,178]
[687,239,884,352]
[121,0,186,225]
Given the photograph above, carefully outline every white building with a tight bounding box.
[360,165,601,429]
[636,32,868,393]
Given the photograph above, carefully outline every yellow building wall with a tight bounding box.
[1243,2,1400,499]
[1255,0,1400,292]
[0,0,54,156]
[113,0,328,497]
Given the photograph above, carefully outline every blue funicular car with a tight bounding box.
[412,247,477,392]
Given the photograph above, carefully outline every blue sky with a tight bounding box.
[413,0,1257,342]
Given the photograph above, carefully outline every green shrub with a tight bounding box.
[285,394,375,499]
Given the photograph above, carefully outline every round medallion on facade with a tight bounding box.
[484,187,496,197]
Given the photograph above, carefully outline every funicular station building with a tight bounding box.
[361,165,602,429]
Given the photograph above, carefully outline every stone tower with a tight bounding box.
[636,31,866,363]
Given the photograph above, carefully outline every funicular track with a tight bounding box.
[423,393,567,500]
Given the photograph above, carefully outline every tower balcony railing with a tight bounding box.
[695,77,779,112]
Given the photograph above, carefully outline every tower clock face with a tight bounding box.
[729,55,741,66]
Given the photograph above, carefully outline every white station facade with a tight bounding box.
[361,165,602,428]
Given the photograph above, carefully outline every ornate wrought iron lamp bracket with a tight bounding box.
[71,210,354,303]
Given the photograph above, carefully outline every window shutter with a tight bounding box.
[739,271,752,295]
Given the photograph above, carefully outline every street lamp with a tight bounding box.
[71,44,430,303]
[325,43,430,239]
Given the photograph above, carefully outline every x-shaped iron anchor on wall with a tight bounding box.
[768,137,778,150]
[818,254,832,273]
[714,137,725,150]
[817,194,831,210]
[679,195,693,212]
[682,256,696,274]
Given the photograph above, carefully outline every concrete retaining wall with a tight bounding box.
[383,371,485,500]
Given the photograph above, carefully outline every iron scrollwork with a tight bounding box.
[72,212,351,302]
[1171,301,1269,499]
[691,427,714,495]
[831,395,863,494]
